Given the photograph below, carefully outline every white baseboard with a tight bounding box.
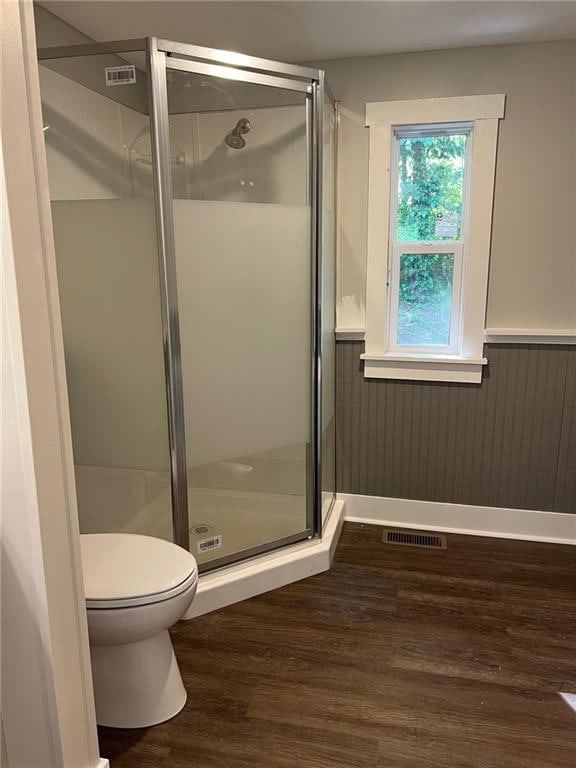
[97,759,110,768]
[183,500,345,619]
[339,493,576,545]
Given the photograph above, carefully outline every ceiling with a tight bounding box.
[39,1,576,62]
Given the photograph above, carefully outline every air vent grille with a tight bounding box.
[383,529,447,549]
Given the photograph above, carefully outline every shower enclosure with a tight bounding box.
[38,37,336,571]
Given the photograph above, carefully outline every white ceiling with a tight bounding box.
[40,1,576,62]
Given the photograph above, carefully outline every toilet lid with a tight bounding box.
[80,533,198,604]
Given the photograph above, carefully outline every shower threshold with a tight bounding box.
[184,499,344,619]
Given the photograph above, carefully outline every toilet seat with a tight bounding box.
[81,533,198,610]
[86,568,198,609]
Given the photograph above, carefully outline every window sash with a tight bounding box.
[387,242,463,354]
[395,122,473,140]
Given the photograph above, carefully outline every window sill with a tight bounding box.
[360,352,487,383]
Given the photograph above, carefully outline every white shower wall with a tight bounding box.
[40,66,149,199]
[40,66,306,205]
[169,108,307,205]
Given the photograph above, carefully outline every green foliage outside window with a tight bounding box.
[397,253,454,346]
[396,133,467,242]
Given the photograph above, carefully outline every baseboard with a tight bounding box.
[97,759,110,768]
[339,493,576,545]
[183,500,345,619]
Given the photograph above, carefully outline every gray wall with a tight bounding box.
[316,40,576,333]
[337,343,576,513]
[325,39,576,515]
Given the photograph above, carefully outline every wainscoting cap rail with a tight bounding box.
[335,328,366,341]
[335,328,576,344]
[485,328,576,344]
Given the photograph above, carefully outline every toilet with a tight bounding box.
[80,533,198,729]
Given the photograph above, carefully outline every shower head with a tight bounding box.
[225,118,251,149]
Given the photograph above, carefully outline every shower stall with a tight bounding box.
[37,37,336,572]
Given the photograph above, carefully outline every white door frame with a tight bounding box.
[1,1,103,765]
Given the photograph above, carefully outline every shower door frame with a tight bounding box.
[37,36,333,569]
[146,37,328,564]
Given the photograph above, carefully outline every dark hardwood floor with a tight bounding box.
[99,523,576,767]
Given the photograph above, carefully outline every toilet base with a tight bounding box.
[90,630,187,728]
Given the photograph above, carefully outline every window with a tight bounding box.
[390,125,470,354]
[363,96,505,383]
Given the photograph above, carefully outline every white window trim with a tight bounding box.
[363,94,505,383]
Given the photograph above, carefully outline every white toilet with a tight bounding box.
[80,533,198,729]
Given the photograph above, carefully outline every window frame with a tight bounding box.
[362,95,505,383]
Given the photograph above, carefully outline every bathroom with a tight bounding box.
[1,1,576,766]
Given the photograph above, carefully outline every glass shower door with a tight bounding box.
[161,57,314,567]
[39,51,175,542]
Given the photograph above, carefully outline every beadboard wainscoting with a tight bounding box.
[336,342,576,516]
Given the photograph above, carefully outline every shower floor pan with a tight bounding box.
[123,485,309,566]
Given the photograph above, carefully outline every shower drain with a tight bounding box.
[190,523,213,536]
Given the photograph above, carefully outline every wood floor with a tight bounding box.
[99,523,576,767]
